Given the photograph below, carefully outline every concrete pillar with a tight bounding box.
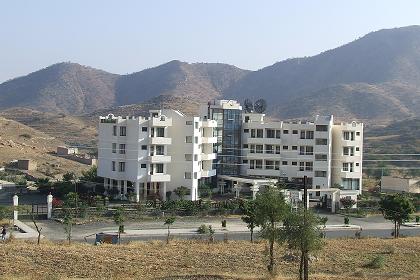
[13,194,18,221]
[123,180,128,199]
[144,182,148,199]
[117,180,122,199]
[47,193,53,219]
[331,192,337,213]
[103,178,108,191]
[233,184,240,198]
[219,180,226,194]
[135,181,140,203]
[250,185,259,200]
[161,182,167,201]
[109,179,113,192]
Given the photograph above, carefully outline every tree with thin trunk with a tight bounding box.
[255,186,288,274]
[63,209,73,245]
[113,207,125,244]
[164,217,175,244]
[240,200,257,242]
[283,208,324,280]
[379,194,415,238]
[31,213,42,245]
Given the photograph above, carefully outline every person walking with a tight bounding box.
[1,225,6,241]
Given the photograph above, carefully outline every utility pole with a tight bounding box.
[303,175,309,280]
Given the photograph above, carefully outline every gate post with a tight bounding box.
[47,193,53,219]
[13,194,19,221]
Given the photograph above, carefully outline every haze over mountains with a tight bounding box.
[1,26,420,123]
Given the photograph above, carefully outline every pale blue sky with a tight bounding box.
[1,0,420,82]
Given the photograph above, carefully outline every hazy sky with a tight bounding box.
[1,0,420,83]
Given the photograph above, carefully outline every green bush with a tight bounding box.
[197,224,209,234]
[416,216,419,223]
[367,255,385,269]
[344,216,350,225]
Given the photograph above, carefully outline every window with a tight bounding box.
[194,172,198,179]
[276,130,281,138]
[156,127,165,137]
[243,129,249,133]
[141,164,146,168]
[342,162,354,172]
[256,145,263,154]
[251,129,256,138]
[185,154,192,161]
[141,145,147,150]
[119,144,126,154]
[282,161,288,165]
[300,146,313,155]
[292,161,297,166]
[315,171,327,177]
[343,131,355,141]
[156,164,164,173]
[283,129,289,134]
[112,143,117,153]
[243,160,248,164]
[299,162,305,171]
[342,178,360,190]
[265,160,274,170]
[120,126,126,136]
[315,154,327,161]
[185,136,192,143]
[244,116,250,123]
[249,160,255,169]
[292,145,298,150]
[305,162,313,171]
[292,130,298,134]
[255,160,263,169]
[315,138,328,145]
[194,136,198,144]
[356,131,360,136]
[142,127,148,132]
[265,145,274,154]
[112,161,116,171]
[250,144,255,153]
[243,144,248,148]
[266,129,275,138]
[186,121,193,125]
[118,162,125,172]
[283,145,288,150]
[343,147,354,156]
[113,126,117,136]
[256,129,263,138]
[356,162,360,166]
[194,154,198,161]
[356,147,360,151]
[301,130,314,139]
[184,172,192,179]
[316,125,328,131]
[300,146,305,155]
[275,146,281,154]
[195,122,199,129]
[156,145,164,155]
[275,161,280,170]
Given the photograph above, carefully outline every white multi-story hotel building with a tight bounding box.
[97,109,217,202]
[98,99,363,209]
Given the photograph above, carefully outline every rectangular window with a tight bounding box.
[256,129,263,138]
[255,160,263,169]
[141,145,147,150]
[185,136,192,143]
[300,146,305,155]
[306,131,314,139]
[282,161,288,165]
[119,162,125,172]
[343,131,355,141]
[356,147,360,151]
[356,131,360,136]
[112,161,116,171]
[315,154,327,161]
[250,160,255,169]
[243,160,248,164]
[283,145,288,150]
[305,162,313,171]
[300,130,306,139]
[243,144,248,148]
[306,146,314,155]
[265,145,274,154]
[275,146,281,154]
[243,129,249,133]
[283,129,289,134]
[299,162,304,171]
[316,125,328,132]
[194,154,198,161]
[120,126,126,136]
[194,136,198,144]
[251,129,256,138]
[156,164,164,173]
[184,172,192,179]
[315,138,328,145]
[156,145,164,155]
[113,126,117,136]
[343,147,355,156]
[292,161,297,166]
[142,127,148,132]
[315,171,327,177]
[156,127,165,137]
[195,122,199,129]
[186,121,193,125]
[343,162,354,172]
[185,154,192,161]
[256,145,263,154]
[292,130,298,134]
[266,129,275,138]
[141,164,146,168]
[276,130,281,138]
[119,144,126,154]
[250,144,255,153]
[112,143,117,153]
[194,172,198,179]
[275,161,280,170]
[265,160,274,170]
[292,145,298,150]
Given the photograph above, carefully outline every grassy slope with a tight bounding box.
[1,237,419,280]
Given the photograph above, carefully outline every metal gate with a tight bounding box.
[19,204,48,219]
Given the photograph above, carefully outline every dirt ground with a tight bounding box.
[0,237,419,280]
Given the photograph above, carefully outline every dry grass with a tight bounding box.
[0,237,419,280]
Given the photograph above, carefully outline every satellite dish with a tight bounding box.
[254,99,267,113]
[243,99,254,113]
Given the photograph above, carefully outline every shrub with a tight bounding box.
[344,216,350,225]
[367,255,385,269]
[416,216,419,223]
[221,220,227,228]
[197,224,209,234]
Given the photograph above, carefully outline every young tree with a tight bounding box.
[63,209,73,244]
[240,200,257,242]
[164,217,176,244]
[79,165,102,183]
[174,186,189,200]
[63,172,76,182]
[283,208,324,280]
[255,186,289,273]
[379,194,415,238]
[31,213,43,245]
[113,207,125,244]
[340,197,356,211]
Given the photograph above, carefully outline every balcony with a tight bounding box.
[201,137,217,144]
[201,120,217,128]
[149,137,172,145]
[200,169,217,177]
[201,153,217,161]
[148,155,171,163]
[151,117,172,127]
[148,174,171,182]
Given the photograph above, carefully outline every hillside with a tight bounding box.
[0,117,90,178]
[226,26,420,122]
[1,238,419,279]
